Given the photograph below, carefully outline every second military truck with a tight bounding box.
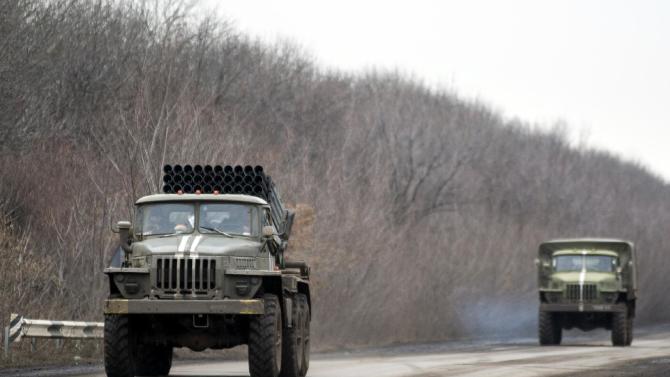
[537,238,637,346]
[104,165,311,377]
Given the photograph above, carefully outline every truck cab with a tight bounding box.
[109,194,282,301]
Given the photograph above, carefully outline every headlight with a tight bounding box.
[600,292,618,303]
[546,292,562,303]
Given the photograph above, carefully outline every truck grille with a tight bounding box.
[565,284,597,301]
[155,257,216,294]
[232,257,258,270]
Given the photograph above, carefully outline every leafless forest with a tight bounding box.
[2,0,670,365]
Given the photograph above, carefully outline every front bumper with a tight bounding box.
[104,298,264,315]
[540,302,626,313]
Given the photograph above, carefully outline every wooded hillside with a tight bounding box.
[2,0,670,363]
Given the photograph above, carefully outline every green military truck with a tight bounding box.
[537,238,637,346]
[104,165,311,377]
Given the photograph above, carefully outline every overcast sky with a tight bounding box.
[202,0,670,180]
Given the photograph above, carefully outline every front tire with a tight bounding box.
[135,344,173,376]
[104,315,135,377]
[626,318,634,346]
[538,311,561,345]
[612,311,629,346]
[249,294,283,377]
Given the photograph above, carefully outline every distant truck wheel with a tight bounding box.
[297,294,310,376]
[249,294,283,377]
[538,311,561,346]
[104,315,135,377]
[626,318,634,346]
[612,311,629,346]
[280,294,306,377]
[135,344,173,376]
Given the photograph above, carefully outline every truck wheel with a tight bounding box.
[104,315,135,377]
[538,311,561,345]
[280,294,304,377]
[249,294,283,377]
[626,318,634,346]
[298,294,310,376]
[611,311,629,346]
[135,344,173,376]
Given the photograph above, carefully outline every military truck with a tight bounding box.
[104,165,311,377]
[537,238,637,346]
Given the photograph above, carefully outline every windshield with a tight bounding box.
[199,203,257,237]
[553,255,617,273]
[138,203,195,236]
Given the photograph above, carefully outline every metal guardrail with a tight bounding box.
[4,313,103,358]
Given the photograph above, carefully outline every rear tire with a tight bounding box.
[249,294,283,377]
[626,318,634,346]
[297,294,310,376]
[135,344,173,376]
[538,311,561,345]
[280,294,305,377]
[612,311,629,346]
[104,315,135,377]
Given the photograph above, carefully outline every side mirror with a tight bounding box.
[536,259,550,269]
[112,220,131,233]
[116,221,132,252]
[117,221,132,231]
[262,226,275,238]
[616,266,623,274]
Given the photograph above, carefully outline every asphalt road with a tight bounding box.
[157,333,670,377]
[6,328,670,377]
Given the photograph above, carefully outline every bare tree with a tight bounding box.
[3,0,670,366]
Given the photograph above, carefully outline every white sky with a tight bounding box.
[200,0,670,180]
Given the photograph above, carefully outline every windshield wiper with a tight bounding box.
[200,226,234,238]
[157,232,187,238]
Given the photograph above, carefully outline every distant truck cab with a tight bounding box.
[103,165,310,377]
[537,239,637,346]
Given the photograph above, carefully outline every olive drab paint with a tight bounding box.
[537,238,637,347]
[103,165,311,377]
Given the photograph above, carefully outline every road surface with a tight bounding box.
[5,328,670,376]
